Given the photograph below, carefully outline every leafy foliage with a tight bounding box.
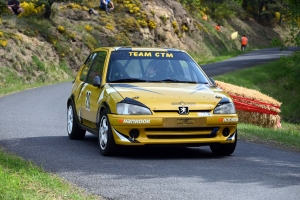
[178,0,203,14]
[0,0,83,18]
[19,1,45,17]
[206,0,247,20]
[34,0,83,18]
[0,0,8,16]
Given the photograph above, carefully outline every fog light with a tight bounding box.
[222,128,230,137]
[129,129,139,139]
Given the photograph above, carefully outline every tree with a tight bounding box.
[286,0,300,46]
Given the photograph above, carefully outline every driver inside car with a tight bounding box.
[153,60,171,79]
[145,60,158,78]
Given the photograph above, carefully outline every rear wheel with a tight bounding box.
[98,109,118,156]
[210,132,237,156]
[67,104,86,140]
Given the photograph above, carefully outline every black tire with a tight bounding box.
[210,132,237,156]
[98,109,118,156]
[67,104,86,140]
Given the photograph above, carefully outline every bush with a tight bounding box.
[19,1,45,17]
[0,0,8,16]
[34,0,83,18]
[206,0,246,20]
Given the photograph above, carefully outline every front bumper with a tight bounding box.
[108,114,238,146]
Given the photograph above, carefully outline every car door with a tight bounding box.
[80,50,108,128]
[75,53,97,121]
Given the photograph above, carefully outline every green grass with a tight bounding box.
[0,61,74,98]
[0,148,101,200]
[238,122,300,151]
[0,77,73,98]
[196,50,246,65]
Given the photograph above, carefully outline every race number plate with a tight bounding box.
[164,118,206,127]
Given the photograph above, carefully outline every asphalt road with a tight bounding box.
[0,47,299,200]
[202,47,299,76]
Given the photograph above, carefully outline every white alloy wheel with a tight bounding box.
[99,115,108,150]
[67,105,73,135]
[98,109,118,156]
[67,103,86,140]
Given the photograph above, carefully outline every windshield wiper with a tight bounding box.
[110,78,147,83]
[146,80,164,82]
[160,78,181,82]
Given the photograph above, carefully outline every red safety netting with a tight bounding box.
[230,95,280,115]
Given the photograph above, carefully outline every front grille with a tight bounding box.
[145,127,214,132]
[147,134,214,139]
[145,127,218,139]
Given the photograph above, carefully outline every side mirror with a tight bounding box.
[209,77,217,87]
[93,76,101,88]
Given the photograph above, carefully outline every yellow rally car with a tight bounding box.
[67,47,238,156]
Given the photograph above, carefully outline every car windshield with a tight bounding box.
[106,50,210,84]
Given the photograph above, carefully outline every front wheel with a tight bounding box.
[210,132,237,156]
[98,109,118,156]
[67,104,86,140]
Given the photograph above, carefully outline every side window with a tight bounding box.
[80,53,97,81]
[86,51,107,84]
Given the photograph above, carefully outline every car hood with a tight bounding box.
[110,83,226,110]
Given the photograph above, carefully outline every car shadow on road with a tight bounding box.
[0,134,224,160]
[1,134,300,190]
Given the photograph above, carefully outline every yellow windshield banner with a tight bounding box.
[128,52,174,58]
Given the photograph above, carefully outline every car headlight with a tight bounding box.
[117,103,151,115]
[213,102,236,114]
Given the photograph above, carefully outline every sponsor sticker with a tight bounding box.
[197,112,212,116]
[219,118,238,122]
[119,119,151,124]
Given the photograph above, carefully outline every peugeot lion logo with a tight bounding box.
[178,106,189,115]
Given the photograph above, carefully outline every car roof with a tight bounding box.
[92,46,184,53]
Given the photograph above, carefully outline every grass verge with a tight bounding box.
[0,147,101,200]
[238,122,300,152]
[0,78,73,98]
[197,49,243,65]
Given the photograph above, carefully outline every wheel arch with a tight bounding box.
[96,102,112,127]
[67,95,75,108]
[67,95,81,125]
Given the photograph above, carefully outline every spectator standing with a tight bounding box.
[100,0,114,14]
[241,34,248,51]
[7,0,23,15]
